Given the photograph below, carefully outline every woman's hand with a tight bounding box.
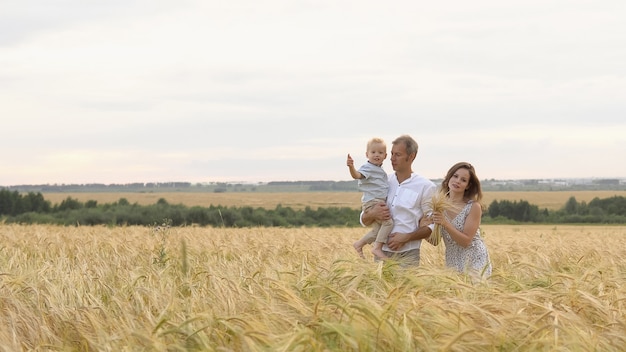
[431,212,446,227]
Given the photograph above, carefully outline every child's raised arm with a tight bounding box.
[346,154,363,179]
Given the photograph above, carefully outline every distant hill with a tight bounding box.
[3,178,625,193]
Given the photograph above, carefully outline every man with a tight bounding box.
[360,134,436,265]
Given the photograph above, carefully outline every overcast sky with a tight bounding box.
[1,0,624,186]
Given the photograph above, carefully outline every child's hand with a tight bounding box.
[346,154,354,167]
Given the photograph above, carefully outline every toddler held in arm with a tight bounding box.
[347,137,393,260]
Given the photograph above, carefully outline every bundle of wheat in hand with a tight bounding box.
[426,191,462,246]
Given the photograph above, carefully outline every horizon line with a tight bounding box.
[2,176,626,188]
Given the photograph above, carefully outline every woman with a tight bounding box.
[431,162,492,280]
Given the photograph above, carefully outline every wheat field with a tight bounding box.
[42,190,626,210]
[1,223,624,351]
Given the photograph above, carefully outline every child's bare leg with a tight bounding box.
[353,238,367,258]
[371,241,389,260]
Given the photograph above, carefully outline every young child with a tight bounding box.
[346,137,393,260]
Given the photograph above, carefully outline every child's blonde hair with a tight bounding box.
[366,137,386,151]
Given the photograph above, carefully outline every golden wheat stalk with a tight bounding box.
[426,190,462,246]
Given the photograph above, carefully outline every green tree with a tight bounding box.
[57,197,83,211]
[564,196,578,214]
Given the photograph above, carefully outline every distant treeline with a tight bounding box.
[3,178,626,193]
[1,181,358,193]
[487,197,626,223]
[1,188,625,226]
[0,189,357,227]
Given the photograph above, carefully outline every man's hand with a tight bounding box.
[419,216,433,228]
[369,202,391,221]
[362,202,390,226]
[387,232,411,251]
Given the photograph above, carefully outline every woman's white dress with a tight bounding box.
[441,201,492,279]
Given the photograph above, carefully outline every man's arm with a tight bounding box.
[387,225,432,251]
[360,202,390,226]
